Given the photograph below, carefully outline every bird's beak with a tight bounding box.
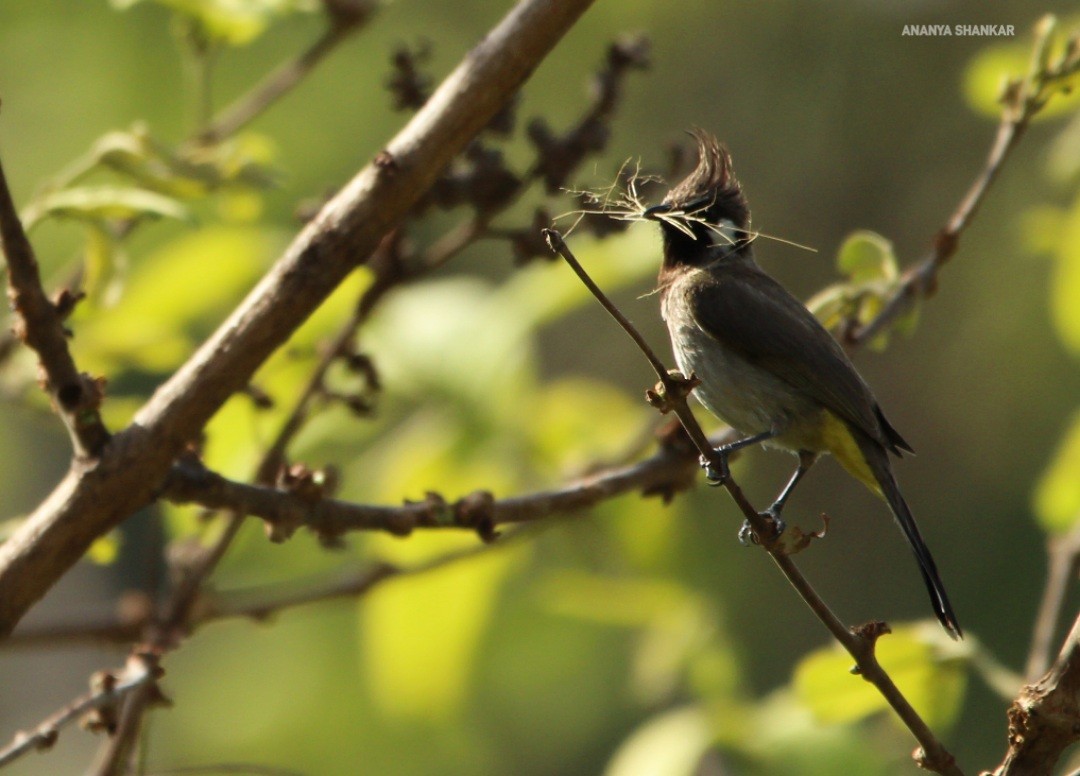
[643,203,672,220]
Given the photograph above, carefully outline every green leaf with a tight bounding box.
[805,282,850,331]
[1034,410,1080,533]
[836,231,897,283]
[963,25,1080,121]
[75,225,283,374]
[359,538,526,720]
[1050,194,1080,353]
[111,0,317,46]
[25,186,189,229]
[87,531,121,565]
[604,706,712,776]
[793,623,969,730]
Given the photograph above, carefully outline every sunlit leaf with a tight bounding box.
[805,282,849,331]
[836,231,897,283]
[25,186,189,230]
[743,690,891,775]
[75,225,283,374]
[1034,410,1080,533]
[93,129,274,202]
[1049,194,1080,352]
[111,0,317,46]
[603,706,711,776]
[793,623,969,731]
[359,539,526,720]
[963,29,1080,121]
[87,531,121,564]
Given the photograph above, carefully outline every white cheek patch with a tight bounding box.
[707,219,743,251]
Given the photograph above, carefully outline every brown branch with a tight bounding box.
[544,228,962,775]
[0,653,159,769]
[0,154,110,458]
[160,431,698,543]
[993,612,1080,775]
[0,0,598,640]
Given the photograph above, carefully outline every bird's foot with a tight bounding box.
[738,509,786,547]
[700,451,730,487]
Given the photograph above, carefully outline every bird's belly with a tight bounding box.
[668,322,825,451]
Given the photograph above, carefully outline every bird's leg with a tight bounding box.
[738,450,818,546]
[764,450,818,517]
[701,428,777,486]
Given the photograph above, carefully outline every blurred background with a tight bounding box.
[1,0,1079,773]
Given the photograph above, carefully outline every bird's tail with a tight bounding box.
[858,439,963,640]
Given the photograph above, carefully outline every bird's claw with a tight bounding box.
[738,510,786,546]
[700,451,730,486]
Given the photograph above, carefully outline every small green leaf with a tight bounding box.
[28,186,189,228]
[805,283,850,331]
[963,24,1080,121]
[112,0,318,46]
[836,231,897,283]
[359,539,526,720]
[87,532,121,565]
[793,623,968,730]
[1050,194,1080,353]
[1034,410,1080,533]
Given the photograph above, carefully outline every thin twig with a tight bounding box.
[544,228,963,775]
[0,155,111,458]
[852,16,1080,346]
[197,8,376,144]
[0,654,157,768]
[160,429,698,542]
[1026,522,1080,681]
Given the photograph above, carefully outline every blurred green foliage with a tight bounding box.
[2,1,1080,775]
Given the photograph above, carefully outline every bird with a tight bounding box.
[643,130,961,639]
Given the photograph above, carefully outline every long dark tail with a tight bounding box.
[862,441,963,640]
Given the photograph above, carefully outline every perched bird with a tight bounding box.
[645,131,961,639]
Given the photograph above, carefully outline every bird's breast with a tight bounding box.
[661,271,824,450]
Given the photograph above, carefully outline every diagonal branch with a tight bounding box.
[852,15,1080,347]
[0,653,158,769]
[544,229,963,776]
[0,0,598,640]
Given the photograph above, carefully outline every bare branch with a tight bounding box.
[0,653,159,769]
[0,0,598,640]
[0,154,110,457]
[993,613,1080,775]
[161,431,697,544]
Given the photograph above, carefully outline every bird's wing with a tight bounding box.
[686,261,900,449]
